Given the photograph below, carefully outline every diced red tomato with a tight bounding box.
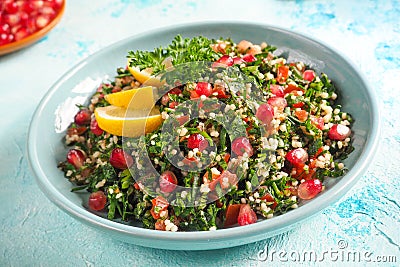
[295,109,308,122]
[277,65,289,84]
[292,102,305,108]
[224,204,242,227]
[150,196,169,219]
[260,192,277,209]
[242,54,256,63]
[284,84,303,94]
[310,116,324,130]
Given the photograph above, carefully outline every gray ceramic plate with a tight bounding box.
[28,22,380,250]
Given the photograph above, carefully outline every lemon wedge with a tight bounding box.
[127,60,165,87]
[94,106,163,137]
[104,86,155,110]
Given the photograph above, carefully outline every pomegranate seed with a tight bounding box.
[231,136,254,157]
[36,15,50,29]
[66,149,86,169]
[14,28,29,41]
[90,118,103,136]
[233,57,245,65]
[213,55,234,67]
[109,148,134,170]
[267,96,287,109]
[237,204,257,226]
[159,171,178,193]
[256,103,274,125]
[0,24,11,34]
[74,109,91,125]
[242,54,256,63]
[297,179,322,200]
[21,2,35,13]
[286,148,308,168]
[195,82,213,97]
[328,124,351,141]
[303,70,316,82]
[270,84,285,97]
[187,133,208,151]
[4,14,20,26]
[4,1,18,14]
[88,191,107,211]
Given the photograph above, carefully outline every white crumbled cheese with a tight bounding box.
[249,196,255,202]
[266,213,274,219]
[291,204,299,209]
[331,92,337,100]
[209,226,217,231]
[321,92,329,99]
[241,198,247,204]
[187,150,194,159]
[171,149,177,155]
[66,170,73,177]
[215,155,222,162]
[253,192,260,198]
[150,140,156,146]
[338,163,344,169]
[200,94,207,100]
[334,108,340,115]
[279,124,287,132]
[209,112,216,118]
[116,193,123,199]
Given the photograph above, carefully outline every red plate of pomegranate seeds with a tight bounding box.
[0,0,65,56]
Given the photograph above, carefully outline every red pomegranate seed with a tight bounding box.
[90,118,103,136]
[270,84,285,97]
[231,136,254,157]
[213,55,234,67]
[303,70,316,82]
[256,103,274,125]
[233,57,245,65]
[328,124,351,141]
[66,149,86,169]
[242,54,256,63]
[36,15,50,29]
[159,171,178,193]
[237,204,257,226]
[14,28,29,41]
[88,191,107,211]
[297,179,322,200]
[4,1,19,14]
[286,148,308,168]
[195,82,213,97]
[109,148,134,170]
[267,96,287,109]
[74,109,91,125]
[187,133,208,151]
[0,24,11,34]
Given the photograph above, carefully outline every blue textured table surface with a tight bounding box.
[1,0,399,266]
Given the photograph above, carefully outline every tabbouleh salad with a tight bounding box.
[58,35,354,231]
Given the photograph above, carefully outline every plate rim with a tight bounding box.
[27,21,381,249]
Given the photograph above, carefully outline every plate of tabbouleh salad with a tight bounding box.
[28,22,379,250]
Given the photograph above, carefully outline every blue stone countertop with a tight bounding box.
[1,0,399,266]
